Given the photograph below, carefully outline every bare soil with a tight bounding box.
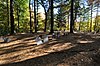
[0,32,100,66]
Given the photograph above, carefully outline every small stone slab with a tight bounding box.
[35,36,43,45]
[52,33,56,38]
[43,35,49,43]
[3,37,11,43]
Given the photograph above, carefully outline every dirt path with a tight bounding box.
[0,33,100,66]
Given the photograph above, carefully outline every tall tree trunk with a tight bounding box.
[90,5,92,32]
[36,0,38,32]
[70,0,74,33]
[73,11,77,30]
[34,0,37,33]
[29,0,32,33]
[10,0,14,34]
[17,6,20,32]
[7,0,10,34]
[94,3,99,32]
[44,11,47,32]
[73,5,78,30]
[7,0,9,27]
[96,3,99,31]
[50,0,54,33]
[87,12,90,32]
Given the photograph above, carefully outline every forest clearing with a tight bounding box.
[0,0,100,66]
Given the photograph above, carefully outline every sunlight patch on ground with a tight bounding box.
[0,41,75,65]
[48,43,73,52]
[0,40,22,48]
[49,40,58,44]
[77,40,94,44]
[0,37,35,48]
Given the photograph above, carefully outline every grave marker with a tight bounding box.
[43,35,49,43]
[3,37,11,43]
[35,36,43,45]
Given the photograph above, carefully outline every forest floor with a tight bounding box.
[0,32,100,66]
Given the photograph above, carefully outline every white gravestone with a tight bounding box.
[35,36,43,45]
[52,33,56,38]
[43,35,49,43]
[3,37,11,43]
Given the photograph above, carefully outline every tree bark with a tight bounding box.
[70,0,74,33]
[90,5,92,32]
[34,0,37,33]
[17,6,20,32]
[10,0,14,34]
[50,0,54,33]
[94,3,99,32]
[36,0,38,32]
[87,12,90,32]
[29,0,32,33]
[7,0,9,27]
[44,11,47,32]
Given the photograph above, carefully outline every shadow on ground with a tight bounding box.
[0,33,100,66]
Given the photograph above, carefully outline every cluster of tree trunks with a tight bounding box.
[10,0,98,34]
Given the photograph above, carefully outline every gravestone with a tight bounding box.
[14,30,16,33]
[3,37,11,43]
[52,33,56,38]
[35,36,43,45]
[43,35,49,43]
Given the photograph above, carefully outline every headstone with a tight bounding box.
[35,36,43,45]
[14,30,16,33]
[43,35,49,43]
[3,37,11,43]
[52,33,55,38]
